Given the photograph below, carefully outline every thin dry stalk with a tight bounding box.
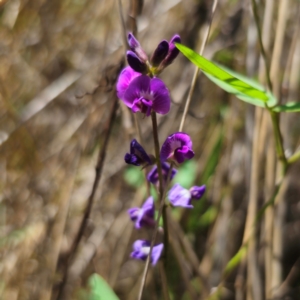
[269,0,290,294]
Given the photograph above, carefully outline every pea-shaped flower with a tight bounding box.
[131,240,164,266]
[128,197,155,229]
[117,66,141,100]
[160,132,194,164]
[122,75,171,116]
[168,183,206,208]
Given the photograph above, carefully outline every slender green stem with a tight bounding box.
[288,150,300,165]
[151,112,169,267]
[269,110,288,172]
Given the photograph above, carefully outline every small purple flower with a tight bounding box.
[147,162,177,185]
[123,75,170,116]
[128,33,148,62]
[124,139,152,166]
[168,183,206,208]
[131,240,164,266]
[128,196,155,229]
[117,66,141,100]
[160,132,194,164]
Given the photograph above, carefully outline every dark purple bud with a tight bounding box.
[127,51,147,73]
[127,33,148,62]
[150,40,169,67]
[190,185,206,200]
[158,34,181,71]
[124,139,152,166]
[130,240,164,266]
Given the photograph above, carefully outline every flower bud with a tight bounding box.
[128,33,148,62]
[127,51,147,73]
[150,40,169,67]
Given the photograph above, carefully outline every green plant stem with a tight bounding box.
[269,110,288,172]
[151,112,169,267]
[288,150,300,165]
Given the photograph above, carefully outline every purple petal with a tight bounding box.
[168,183,193,208]
[141,196,155,219]
[174,145,195,164]
[116,66,140,100]
[160,132,193,163]
[123,75,151,107]
[151,243,164,266]
[151,40,169,67]
[147,162,177,185]
[127,51,147,73]
[128,207,140,222]
[190,185,206,200]
[128,33,140,49]
[150,78,171,115]
[131,240,149,260]
[165,34,181,65]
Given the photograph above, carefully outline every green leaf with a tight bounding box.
[88,274,119,300]
[176,43,276,107]
[272,102,300,112]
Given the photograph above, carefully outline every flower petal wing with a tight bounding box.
[151,78,171,115]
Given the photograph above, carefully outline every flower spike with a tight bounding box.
[124,139,152,166]
[128,197,155,229]
[160,132,194,164]
[130,240,164,266]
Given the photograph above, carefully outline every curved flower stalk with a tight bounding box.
[160,132,194,164]
[128,197,155,229]
[168,183,206,208]
[131,240,164,266]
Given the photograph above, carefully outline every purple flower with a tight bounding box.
[131,240,164,266]
[147,162,177,185]
[128,33,148,62]
[123,75,170,116]
[128,197,155,229]
[117,66,141,100]
[124,139,152,166]
[168,183,206,208]
[160,132,194,164]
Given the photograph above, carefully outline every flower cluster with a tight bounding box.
[117,33,206,266]
[117,33,181,117]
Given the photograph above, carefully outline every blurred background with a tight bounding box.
[0,0,300,299]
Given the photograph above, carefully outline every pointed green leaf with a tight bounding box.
[88,274,119,300]
[176,43,276,107]
[272,102,300,112]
